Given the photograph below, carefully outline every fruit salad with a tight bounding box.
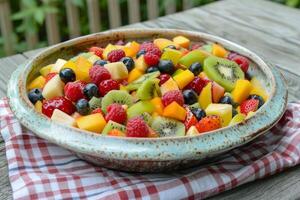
[27,36,268,138]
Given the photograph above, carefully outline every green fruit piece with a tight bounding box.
[201,44,212,53]
[172,69,184,77]
[125,71,160,91]
[139,112,153,125]
[203,56,245,91]
[102,120,126,135]
[136,79,159,100]
[88,54,101,64]
[178,49,208,68]
[151,116,185,137]
[101,90,134,113]
[229,113,246,126]
[127,101,155,119]
[89,97,102,110]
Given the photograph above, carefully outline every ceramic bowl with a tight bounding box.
[7,29,287,172]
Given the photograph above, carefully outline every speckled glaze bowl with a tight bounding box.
[7,29,287,172]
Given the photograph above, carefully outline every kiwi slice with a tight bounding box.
[136,79,159,100]
[127,101,155,119]
[139,112,153,125]
[102,120,126,135]
[101,90,134,113]
[89,97,102,110]
[203,56,244,91]
[151,116,185,137]
[125,71,160,91]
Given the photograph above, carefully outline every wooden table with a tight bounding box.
[1,0,300,199]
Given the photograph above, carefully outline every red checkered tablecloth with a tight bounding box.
[1,98,300,199]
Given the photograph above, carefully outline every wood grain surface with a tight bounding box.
[1,0,300,199]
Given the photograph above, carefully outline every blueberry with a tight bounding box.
[248,94,264,108]
[76,99,90,115]
[59,68,76,83]
[191,108,206,121]
[28,88,43,104]
[93,60,107,66]
[219,96,233,105]
[183,89,198,105]
[120,57,134,72]
[136,49,146,58]
[146,66,159,73]
[83,83,100,100]
[158,60,174,74]
[189,62,202,76]
[232,108,238,117]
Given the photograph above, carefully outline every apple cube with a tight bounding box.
[42,74,64,99]
[51,109,76,127]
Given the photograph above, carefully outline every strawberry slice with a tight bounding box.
[184,107,198,130]
[240,99,259,115]
[196,115,221,133]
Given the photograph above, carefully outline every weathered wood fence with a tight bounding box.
[0,0,195,56]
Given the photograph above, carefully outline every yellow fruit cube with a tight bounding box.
[128,68,144,83]
[51,109,77,127]
[76,113,107,133]
[75,56,92,82]
[160,78,179,95]
[212,43,228,58]
[199,82,212,109]
[135,55,148,72]
[123,41,140,57]
[150,97,164,115]
[231,79,252,104]
[88,55,101,64]
[39,64,54,77]
[163,102,187,121]
[173,36,190,48]
[229,113,246,126]
[173,70,194,89]
[205,103,232,126]
[161,49,183,65]
[103,44,118,59]
[153,38,179,50]
[51,59,67,73]
[34,101,42,113]
[250,77,268,101]
[27,76,46,90]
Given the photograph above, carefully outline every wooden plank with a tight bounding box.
[164,0,176,15]
[87,0,101,33]
[128,0,141,24]
[65,0,81,38]
[43,0,60,45]
[183,0,193,10]
[108,0,121,28]
[147,0,158,20]
[0,0,14,55]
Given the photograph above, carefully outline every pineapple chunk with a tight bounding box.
[104,62,128,80]
[51,109,76,127]
[161,49,183,65]
[39,64,54,77]
[42,74,65,99]
[198,82,212,109]
[76,113,107,133]
[173,70,194,89]
[51,59,67,73]
[27,76,46,90]
[231,79,252,104]
[160,78,179,95]
[205,103,232,127]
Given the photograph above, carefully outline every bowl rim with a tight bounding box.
[7,28,287,161]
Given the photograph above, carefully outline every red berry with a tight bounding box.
[107,49,125,62]
[162,90,184,107]
[227,52,238,60]
[185,77,208,94]
[126,117,149,137]
[98,79,120,96]
[42,97,75,118]
[89,66,111,85]
[184,107,198,130]
[159,74,171,86]
[89,46,103,58]
[45,73,57,84]
[140,42,161,57]
[64,81,86,102]
[232,55,249,73]
[91,108,103,115]
[105,103,127,124]
[240,99,259,115]
[196,115,221,133]
[191,43,203,50]
[144,52,160,66]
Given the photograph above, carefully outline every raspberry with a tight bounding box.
[64,81,86,102]
[140,42,161,57]
[144,52,160,66]
[107,49,125,62]
[162,90,184,107]
[98,79,120,96]
[89,66,111,85]
[42,97,75,117]
[91,108,103,115]
[105,103,127,124]
[89,46,103,58]
[240,99,259,115]
[126,117,149,137]
[158,74,171,86]
[45,73,57,84]
[196,115,221,133]
[232,55,249,73]
[185,77,208,94]
[227,52,238,60]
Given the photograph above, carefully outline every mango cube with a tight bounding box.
[128,68,144,83]
[27,76,46,90]
[150,97,164,115]
[76,113,107,133]
[153,38,179,50]
[173,70,194,89]
[161,48,183,65]
[75,56,92,82]
[231,79,252,104]
[205,103,232,127]
[163,102,187,121]
[212,43,228,58]
[123,41,140,57]
[173,36,190,48]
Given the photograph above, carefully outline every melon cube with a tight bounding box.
[104,62,128,80]
[76,113,107,133]
[51,109,76,127]
[42,74,64,99]
[205,103,232,127]
[51,59,67,73]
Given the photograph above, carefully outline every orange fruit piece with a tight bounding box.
[163,102,187,121]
